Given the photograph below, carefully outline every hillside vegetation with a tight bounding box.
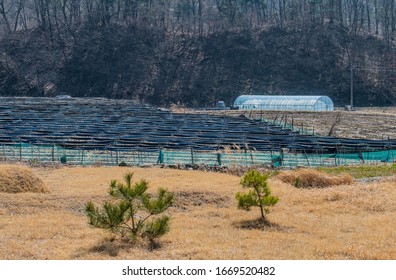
[0,1,396,106]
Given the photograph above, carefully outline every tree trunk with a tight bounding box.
[0,0,11,33]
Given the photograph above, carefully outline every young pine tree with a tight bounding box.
[85,172,173,242]
[236,170,279,223]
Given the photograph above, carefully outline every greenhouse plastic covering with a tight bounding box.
[234,95,334,111]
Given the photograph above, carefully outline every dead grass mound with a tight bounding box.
[277,169,353,188]
[0,165,49,193]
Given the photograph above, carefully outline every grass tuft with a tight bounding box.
[317,164,396,179]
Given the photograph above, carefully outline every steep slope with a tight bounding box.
[0,24,395,106]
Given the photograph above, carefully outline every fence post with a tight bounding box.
[284,114,288,129]
[280,149,284,167]
[116,149,119,166]
[19,141,22,162]
[190,146,194,165]
[217,152,222,166]
[303,149,310,167]
[81,148,85,165]
[291,117,294,131]
[244,148,248,166]
[138,151,142,166]
[37,144,40,163]
[334,146,338,166]
[157,148,164,164]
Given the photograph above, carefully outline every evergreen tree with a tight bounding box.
[236,170,279,223]
[85,172,173,242]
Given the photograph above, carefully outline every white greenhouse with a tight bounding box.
[233,95,334,112]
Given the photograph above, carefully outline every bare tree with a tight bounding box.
[328,112,342,137]
[0,0,12,33]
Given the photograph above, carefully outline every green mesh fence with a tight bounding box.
[0,143,394,167]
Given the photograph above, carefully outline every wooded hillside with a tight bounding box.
[0,1,395,106]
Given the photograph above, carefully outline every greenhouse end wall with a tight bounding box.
[234,95,334,112]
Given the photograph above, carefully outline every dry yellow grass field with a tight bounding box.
[0,164,395,260]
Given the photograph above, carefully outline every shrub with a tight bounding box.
[236,170,279,223]
[85,172,173,242]
[294,176,302,188]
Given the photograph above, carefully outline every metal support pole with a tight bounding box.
[37,144,40,162]
[291,117,294,131]
[217,152,222,166]
[19,141,22,161]
[335,146,338,166]
[157,148,164,164]
[81,148,84,165]
[190,146,194,165]
[284,115,287,129]
[303,149,310,167]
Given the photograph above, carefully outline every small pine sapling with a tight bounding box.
[236,170,279,223]
[294,176,302,188]
[85,172,173,242]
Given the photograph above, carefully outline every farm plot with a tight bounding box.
[0,97,395,166]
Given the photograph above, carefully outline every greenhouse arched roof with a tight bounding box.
[234,95,334,111]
